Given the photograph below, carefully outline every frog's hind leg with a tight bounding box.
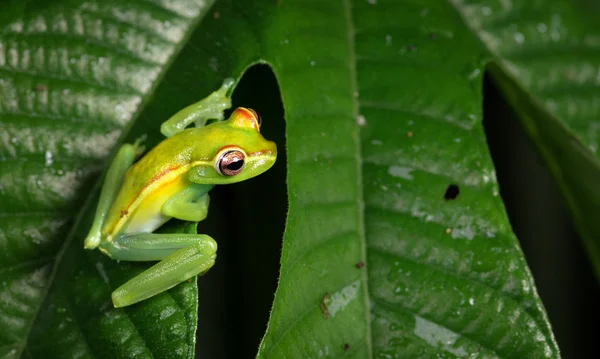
[102,233,217,308]
[84,142,144,249]
[160,78,235,137]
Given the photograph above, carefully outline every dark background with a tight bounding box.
[193,65,600,359]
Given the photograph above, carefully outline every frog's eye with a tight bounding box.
[247,108,261,128]
[216,149,246,176]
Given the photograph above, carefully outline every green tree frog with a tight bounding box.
[83,79,277,308]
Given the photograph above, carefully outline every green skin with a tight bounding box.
[83,79,277,308]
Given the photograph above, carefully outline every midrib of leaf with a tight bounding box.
[0,1,215,357]
[343,0,374,356]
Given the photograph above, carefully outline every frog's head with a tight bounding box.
[191,107,277,184]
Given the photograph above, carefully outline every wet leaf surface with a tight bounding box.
[2,0,599,358]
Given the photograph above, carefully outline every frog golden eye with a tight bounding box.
[247,108,261,128]
[216,150,245,176]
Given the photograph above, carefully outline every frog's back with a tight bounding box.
[102,130,204,237]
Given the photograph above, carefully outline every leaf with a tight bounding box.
[0,1,215,358]
[256,1,561,357]
[4,0,597,358]
[451,0,600,282]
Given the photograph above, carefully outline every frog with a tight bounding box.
[83,79,277,308]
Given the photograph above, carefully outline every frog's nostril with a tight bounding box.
[269,142,278,155]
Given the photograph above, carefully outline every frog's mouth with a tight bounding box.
[250,139,277,159]
[249,150,277,167]
[249,149,276,157]
[247,142,277,174]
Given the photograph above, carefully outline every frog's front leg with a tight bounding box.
[162,183,213,222]
[84,142,144,249]
[103,233,217,307]
[160,78,235,137]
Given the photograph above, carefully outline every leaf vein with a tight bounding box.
[344,0,373,356]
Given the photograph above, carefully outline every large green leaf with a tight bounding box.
[0,1,214,358]
[2,0,598,358]
[256,1,560,357]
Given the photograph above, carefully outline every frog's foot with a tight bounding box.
[195,77,235,124]
[103,233,217,307]
[160,78,235,137]
[132,135,147,158]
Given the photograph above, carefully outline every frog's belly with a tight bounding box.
[122,176,187,234]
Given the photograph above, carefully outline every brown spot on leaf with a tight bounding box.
[320,292,330,319]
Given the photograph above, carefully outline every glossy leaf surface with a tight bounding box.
[0,1,212,358]
[453,0,600,282]
[2,0,598,358]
